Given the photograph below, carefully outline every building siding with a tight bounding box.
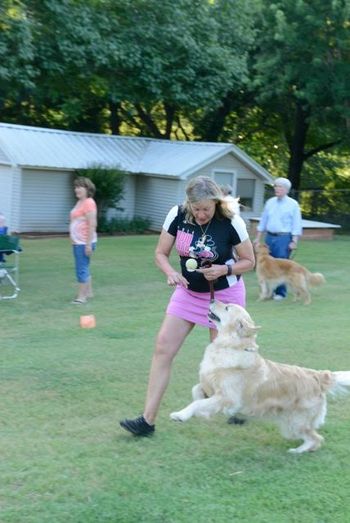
[134,176,182,231]
[0,165,13,226]
[10,166,22,233]
[20,169,75,232]
[106,175,135,221]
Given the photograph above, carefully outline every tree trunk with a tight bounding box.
[109,101,121,135]
[135,103,164,138]
[199,93,234,142]
[287,101,310,191]
[164,103,175,140]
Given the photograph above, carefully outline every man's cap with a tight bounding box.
[273,177,292,191]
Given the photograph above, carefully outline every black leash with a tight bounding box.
[201,260,215,301]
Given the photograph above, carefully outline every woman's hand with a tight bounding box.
[197,264,227,281]
[85,244,93,256]
[155,230,189,287]
[167,271,189,288]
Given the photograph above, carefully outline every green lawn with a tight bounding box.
[1,235,350,523]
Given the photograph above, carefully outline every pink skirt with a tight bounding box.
[166,278,246,329]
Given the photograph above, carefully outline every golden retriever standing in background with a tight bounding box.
[255,243,325,304]
[170,301,350,453]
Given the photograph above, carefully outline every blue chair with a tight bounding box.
[0,235,21,299]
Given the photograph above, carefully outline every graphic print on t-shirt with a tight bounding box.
[176,226,218,263]
[175,228,193,256]
[189,234,218,262]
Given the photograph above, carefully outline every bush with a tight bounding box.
[75,165,126,221]
[98,216,152,235]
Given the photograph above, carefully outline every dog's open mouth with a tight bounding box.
[208,310,221,322]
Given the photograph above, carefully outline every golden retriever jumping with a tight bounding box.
[170,301,350,453]
[255,243,325,304]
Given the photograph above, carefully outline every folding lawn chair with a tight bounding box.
[0,235,21,299]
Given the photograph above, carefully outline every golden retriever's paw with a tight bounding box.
[288,439,323,453]
[288,446,316,454]
[170,410,187,422]
[288,447,306,454]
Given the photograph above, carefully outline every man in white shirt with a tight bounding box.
[254,177,302,300]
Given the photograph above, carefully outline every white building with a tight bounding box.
[0,122,274,233]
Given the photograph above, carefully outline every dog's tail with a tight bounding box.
[307,272,326,287]
[330,371,350,395]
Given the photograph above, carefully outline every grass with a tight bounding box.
[1,235,350,523]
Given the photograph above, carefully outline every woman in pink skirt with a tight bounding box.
[120,176,255,436]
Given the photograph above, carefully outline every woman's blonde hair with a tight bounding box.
[74,177,96,197]
[183,176,233,223]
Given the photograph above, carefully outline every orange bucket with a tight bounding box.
[80,314,96,329]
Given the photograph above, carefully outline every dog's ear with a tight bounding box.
[237,318,260,338]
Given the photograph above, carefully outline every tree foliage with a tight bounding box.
[0,1,37,120]
[0,0,257,134]
[0,0,349,191]
[250,0,350,188]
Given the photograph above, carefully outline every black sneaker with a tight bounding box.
[227,416,247,425]
[120,415,155,437]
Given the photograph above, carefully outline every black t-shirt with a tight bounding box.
[163,205,249,292]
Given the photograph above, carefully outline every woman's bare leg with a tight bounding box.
[76,282,89,302]
[143,314,194,425]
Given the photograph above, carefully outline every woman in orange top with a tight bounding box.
[69,177,97,304]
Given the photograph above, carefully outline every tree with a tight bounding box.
[251,0,350,189]
[189,0,260,142]
[1,0,255,136]
[86,0,257,138]
[0,0,37,122]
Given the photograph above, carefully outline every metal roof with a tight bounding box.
[0,122,273,182]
